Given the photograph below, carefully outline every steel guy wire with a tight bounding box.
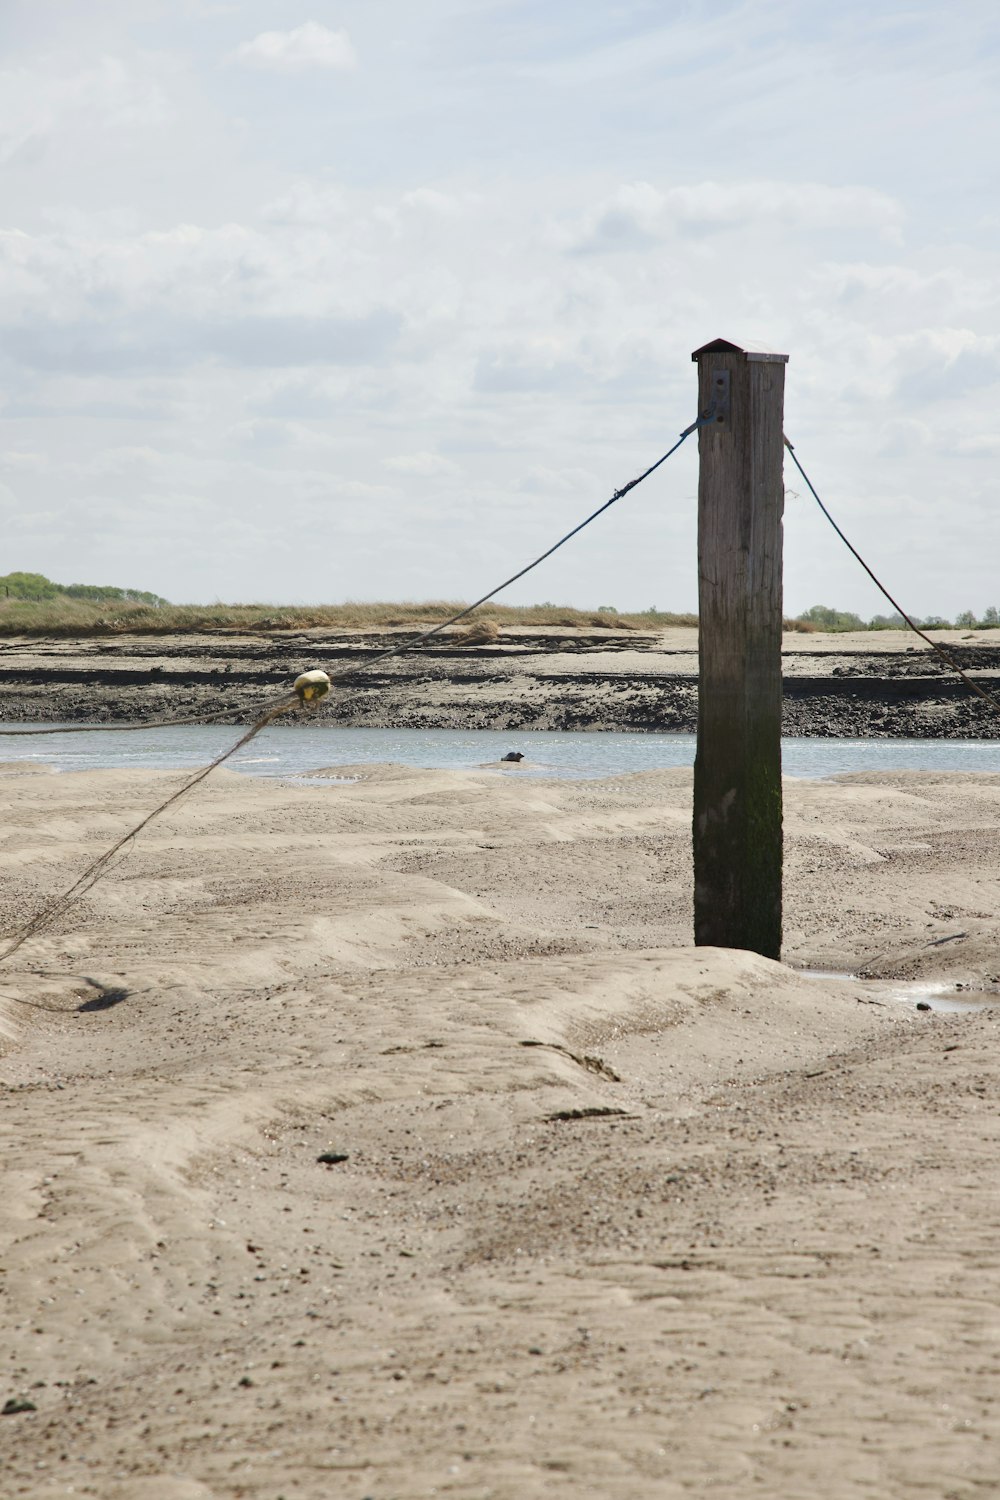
[784,436,1000,716]
[0,424,697,965]
[0,423,699,739]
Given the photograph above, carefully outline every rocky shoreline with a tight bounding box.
[2,625,999,738]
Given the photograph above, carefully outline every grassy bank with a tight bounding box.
[0,598,701,636]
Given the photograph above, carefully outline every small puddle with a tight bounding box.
[798,969,996,1014]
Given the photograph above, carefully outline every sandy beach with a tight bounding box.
[2,757,1000,1498]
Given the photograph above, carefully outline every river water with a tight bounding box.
[3,725,1000,780]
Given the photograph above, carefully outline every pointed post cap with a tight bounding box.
[691,337,788,364]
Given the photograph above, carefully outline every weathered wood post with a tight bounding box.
[691,337,788,959]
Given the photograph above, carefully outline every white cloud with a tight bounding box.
[261,182,349,226]
[79,444,163,474]
[0,216,407,372]
[516,465,596,495]
[473,350,585,396]
[250,377,339,418]
[0,55,169,164]
[0,450,47,472]
[230,22,357,74]
[560,179,905,255]
[227,417,332,450]
[3,5,1000,615]
[669,181,904,237]
[399,188,462,218]
[383,451,461,476]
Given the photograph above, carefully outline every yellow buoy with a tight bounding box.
[293,669,331,707]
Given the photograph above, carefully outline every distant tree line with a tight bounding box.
[0,571,169,606]
[2,574,996,630]
[795,603,999,632]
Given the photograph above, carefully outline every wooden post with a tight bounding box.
[691,338,788,959]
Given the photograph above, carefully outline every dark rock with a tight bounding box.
[2,1397,37,1415]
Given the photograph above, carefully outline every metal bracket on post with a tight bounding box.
[708,369,729,425]
[680,369,732,438]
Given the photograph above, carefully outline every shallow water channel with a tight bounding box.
[799,971,998,1015]
[4,725,1000,781]
[4,724,997,1014]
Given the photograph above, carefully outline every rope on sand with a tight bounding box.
[0,679,322,969]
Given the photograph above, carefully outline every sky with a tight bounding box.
[1,1,998,617]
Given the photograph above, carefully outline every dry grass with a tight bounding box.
[0,598,833,637]
[0,599,702,636]
[449,618,501,647]
[0,596,847,638]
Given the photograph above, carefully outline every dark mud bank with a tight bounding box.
[2,629,999,738]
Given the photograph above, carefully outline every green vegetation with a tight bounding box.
[0,571,63,601]
[957,606,999,628]
[795,604,868,632]
[794,603,1000,633]
[0,571,168,607]
[0,592,699,636]
[1,573,997,637]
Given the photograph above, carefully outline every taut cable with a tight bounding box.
[0,427,697,964]
[784,436,1000,714]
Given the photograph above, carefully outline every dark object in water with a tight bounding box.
[501,751,524,763]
